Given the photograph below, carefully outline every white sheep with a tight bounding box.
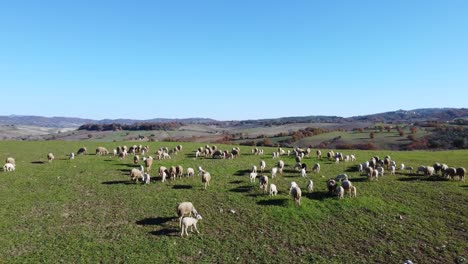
[277,160,285,174]
[259,175,268,193]
[350,186,357,197]
[250,172,257,183]
[180,213,203,237]
[199,168,211,190]
[143,173,151,184]
[269,183,278,196]
[390,165,396,175]
[3,163,15,172]
[377,167,385,176]
[252,165,257,173]
[400,163,405,170]
[260,160,266,173]
[335,186,344,199]
[69,153,75,160]
[300,168,306,178]
[335,174,348,182]
[289,181,298,194]
[306,179,313,193]
[186,167,195,177]
[47,153,55,162]
[290,186,302,205]
[312,163,320,173]
[271,167,278,179]
[5,157,15,165]
[176,202,199,226]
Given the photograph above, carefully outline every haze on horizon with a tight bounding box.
[1,1,467,121]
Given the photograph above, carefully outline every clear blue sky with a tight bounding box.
[1,0,467,120]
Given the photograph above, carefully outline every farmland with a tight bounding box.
[0,141,467,263]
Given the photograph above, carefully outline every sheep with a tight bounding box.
[294,162,302,171]
[335,174,348,182]
[335,157,340,163]
[390,165,396,175]
[417,166,426,175]
[456,167,466,181]
[186,167,195,177]
[271,167,278,178]
[200,169,211,190]
[433,163,442,175]
[306,179,314,193]
[133,155,140,164]
[69,153,75,160]
[113,149,117,156]
[316,150,322,159]
[162,153,171,160]
[119,151,127,160]
[169,166,177,180]
[269,183,278,196]
[130,168,143,182]
[144,156,153,172]
[290,186,302,205]
[77,147,87,155]
[289,181,298,194]
[369,169,379,181]
[350,154,356,162]
[341,180,354,197]
[312,163,320,173]
[350,186,357,197]
[425,166,435,176]
[335,186,345,199]
[443,167,457,179]
[406,166,414,174]
[326,179,337,194]
[357,164,363,173]
[259,175,269,193]
[95,147,109,156]
[176,165,184,178]
[5,157,15,165]
[180,213,203,237]
[142,173,151,184]
[176,202,199,226]
[400,163,405,171]
[260,160,266,173]
[250,172,257,183]
[300,168,307,178]
[3,163,15,172]
[47,153,55,162]
[159,166,168,182]
[252,165,257,173]
[277,160,285,174]
[376,167,385,176]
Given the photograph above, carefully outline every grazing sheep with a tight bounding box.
[169,166,177,180]
[376,167,384,176]
[162,153,171,160]
[312,163,320,173]
[250,172,257,183]
[159,166,168,182]
[433,163,442,175]
[3,163,15,172]
[277,160,285,174]
[130,168,143,182]
[390,165,396,175]
[316,150,322,159]
[289,181,298,194]
[335,174,348,182]
[306,179,314,193]
[180,213,203,237]
[199,168,211,189]
[260,160,266,173]
[400,163,405,171]
[186,168,195,177]
[406,166,414,174]
[259,175,269,193]
[357,164,363,173]
[444,167,457,180]
[77,147,87,155]
[5,157,15,165]
[370,170,379,181]
[417,166,426,175]
[119,151,127,160]
[176,165,184,178]
[425,166,435,176]
[290,186,302,205]
[69,153,75,160]
[144,156,153,172]
[335,186,344,199]
[300,168,307,178]
[327,179,337,194]
[269,183,278,196]
[133,155,140,164]
[271,167,278,178]
[456,167,466,181]
[350,186,357,197]
[176,202,199,225]
[294,162,302,171]
[252,165,257,173]
[95,147,109,156]
[142,173,151,184]
[47,153,55,162]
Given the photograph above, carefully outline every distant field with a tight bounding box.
[0,141,466,263]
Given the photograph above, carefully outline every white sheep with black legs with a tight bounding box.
[300,168,306,178]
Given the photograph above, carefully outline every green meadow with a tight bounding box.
[0,141,466,263]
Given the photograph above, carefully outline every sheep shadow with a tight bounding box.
[397,176,448,182]
[184,153,197,159]
[136,216,175,226]
[247,193,268,198]
[121,164,140,168]
[149,228,179,236]
[256,198,289,207]
[229,180,243,184]
[234,169,250,176]
[229,185,253,193]
[348,177,368,182]
[172,185,193,190]
[31,161,46,164]
[305,191,333,201]
[101,180,134,185]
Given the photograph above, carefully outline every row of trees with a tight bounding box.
[78,122,183,131]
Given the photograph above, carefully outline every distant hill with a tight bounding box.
[1,108,467,128]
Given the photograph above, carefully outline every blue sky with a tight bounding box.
[0,0,467,120]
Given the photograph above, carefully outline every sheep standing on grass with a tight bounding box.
[130,168,143,182]
[259,176,269,193]
[77,147,87,155]
[5,157,15,165]
[144,156,153,172]
[142,173,151,184]
[271,167,278,179]
[289,181,298,194]
[290,186,302,205]
[134,155,140,164]
[69,153,75,160]
[335,186,345,199]
[260,160,266,173]
[186,168,195,177]
[327,179,337,194]
[390,165,396,175]
[406,166,413,174]
[300,168,307,178]
[269,184,278,196]
[47,153,55,162]
[277,160,285,175]
[180,213,203,237]
[456,167,466,181]
[199,167,211,190]
[249,172,257,183]
[306,179,314,193]
[252,165,257,174]
[312,163,320,174]
[176,202,199,226]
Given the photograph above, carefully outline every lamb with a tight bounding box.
[341,180,354,197]
[259,175,269,193]
[119,151,127,160]
[376,167,385,176]
[144,156,153,172]
[3,163,15,172]
[47,153,55,162]
[169,166,177,180]
[142,173,151,184]
[269,183,278,196]
[350,186,357,197]
[406,166,414,174]
[316,150,322,159]
[290,186,302,205]
[417,166,426,175]
[186,167,195,177]
[425,166,435,176]
[180,213,203,237]
[312,163,320,173]
[300,168,307,178]
[250,172,257,183]
[306,179,314,193]
[68,153,75,160]
[159,166,168,182]
[335,186,345,199]
[176,202,199,226]
[443,167,457,179]
[400,163,405,171]
[271,167,278,178]
[260,160,266,173]
[5,157,15,165]
[162,153,171,160]
[77,147,87,155]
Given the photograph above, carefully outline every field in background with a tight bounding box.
[0,141,467,263]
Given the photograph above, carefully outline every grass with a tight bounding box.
[0,141,467,263]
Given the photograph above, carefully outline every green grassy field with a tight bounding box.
[0,141,467,263]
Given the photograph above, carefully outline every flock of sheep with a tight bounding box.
[1,144,466,237]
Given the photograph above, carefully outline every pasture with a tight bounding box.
[0,141,467,263]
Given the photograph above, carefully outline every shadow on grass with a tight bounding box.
[229,185,253,193]
[101,180,134,185]
[247,192,267,198]
[349,177,369,182]
[172,185,193,190]
[121,164,140,168]
[305,191,333,201]
[256,198,289,207]
[234,169,250,176]
[149,228,179,236]
[136,216,175,226]
[397,176,448,182]
[184,153,196,159]
[31,161,46,164]
[229,180,243,184]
